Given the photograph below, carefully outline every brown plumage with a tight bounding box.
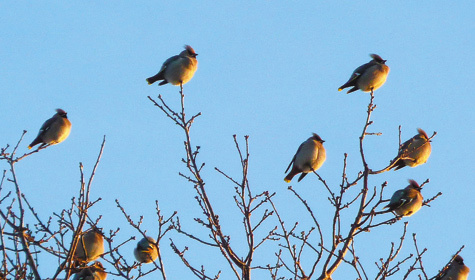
[389,128,432,170]
[146,45,198,86]
[284,133,326,183]
[28,108,71,149]
[437,255,470,280]
[338,54,390,94]
[72,262,107,280]
[383,180,423,217]
[134,236,158,263]
[74,228,104,263]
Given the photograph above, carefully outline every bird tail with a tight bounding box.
[338,85,358,94]
[388,159,405,171]
[338,82,351,91]
[28,138,41,149]
[284,169,299,183]
[297,172,308,182]
[146,73,163,85]
[338,75,358,93]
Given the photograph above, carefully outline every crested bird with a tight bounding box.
[437,255,470,280]
[28,109,71,149]
[389,128,432,170]
[384,180,423,217]
[338,54,390,94]
[146,45,198,87]
[284,133,326,183]
[72,261,107,280]
[74,228,104,263]
[134,236,159,263]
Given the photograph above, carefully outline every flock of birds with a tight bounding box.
[283,127,431,217]
[25,46,468,279]
[68,229,157,280]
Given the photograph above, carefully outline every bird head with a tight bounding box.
[454,255,465,265]
[311,133,325,143]
[56,108,68,118]
[138,236,157,251]
[370,54,386,64]
[407,179,421,191]
[416,128,429,140]
[184,45,198,58]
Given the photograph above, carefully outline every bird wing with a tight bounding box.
[397,197,414,208]
[160,55,180,71]
[352,61,374,76]
[285,143,304,173]
[37,116,57,136]
[386,189,414,209]
[397,136,417,158]
[344,72,360,84]
[397,137,428,162]
[341,61,373,85]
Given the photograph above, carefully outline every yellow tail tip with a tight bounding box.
[338,88,343,91]
[28,146,32,149]
[146,79,152,85]
[284,178,291,183]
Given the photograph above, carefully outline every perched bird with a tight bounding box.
[338,54,390,94]
[389,128,432,170]
[146,45,198,87]
[28,109,72,149]
[134,236,159,263]
[383,180,423,217]
[74,228,104,263]
[72,261,107,280]
[284,133,326,183]
[437,255,470,280]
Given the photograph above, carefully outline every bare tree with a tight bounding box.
[0,87,466,279]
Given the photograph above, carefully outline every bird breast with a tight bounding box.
[293,141,325,172]
[43,118,72,144]
[404,140,431,167]
[357,64,389,92]
[165,57,198,85]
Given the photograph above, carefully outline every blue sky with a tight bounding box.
[1,1,473,279]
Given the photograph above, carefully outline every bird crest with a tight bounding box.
[312,133,324,143]
[417,128,429,140]
[56,108,68,117]
[453,255,465,265]
[407,179,421,190]
[184,45,197,57]
[370,54,386,64]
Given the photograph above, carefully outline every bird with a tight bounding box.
[437,255,470,280]
[146,45,198,87]
[383,180,423,217]
[338,54,390,94]
[28,108,72,149]
[72,261,107,280]
[389,128,432,170]
[134,236,159,263]
[284,133,326,183]
[74,228,105,263]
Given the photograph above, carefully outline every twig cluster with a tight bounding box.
[0,85,465,279]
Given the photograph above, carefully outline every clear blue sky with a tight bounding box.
[1,1,473,279]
